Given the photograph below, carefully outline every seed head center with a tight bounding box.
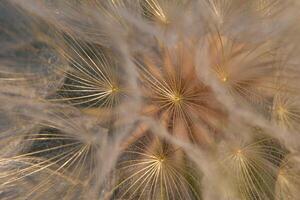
[235,149,243,157]
[109,85,119,94]
[221,76,228,82]
[170,93,183,104]
[156,155,165,164]
[277,106,287,116]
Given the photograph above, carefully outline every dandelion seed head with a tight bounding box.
[2,0,300,199]
[114,133,201,200]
